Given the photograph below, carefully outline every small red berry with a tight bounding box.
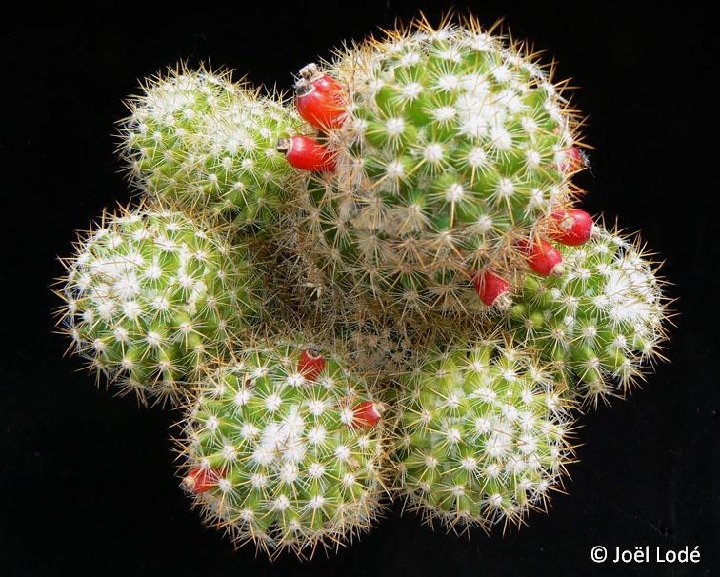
[558,147,588,172]
[183,467,221,494]
[277,136,336,172]
[295,63,345,131]
[549,209,593,246]
[472,270,512,308]
[352,401,385,428]
[527,239,564,276]
[298,348,326,381]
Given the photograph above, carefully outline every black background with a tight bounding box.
[2,2,718,576]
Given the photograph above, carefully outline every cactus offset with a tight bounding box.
[499,225,668,405]
[120,65,303,230]
[394,338,573,531]
[179,340,388,558]
[57,206,261,405]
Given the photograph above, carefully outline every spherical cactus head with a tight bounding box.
[503,223,669,406]
[119,65,303,230]
[394,338,574,531]
[292,17,584,317]
[178,338,389,558]
[56,205,262,406]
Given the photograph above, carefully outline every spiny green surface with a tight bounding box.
[59,208,260,405]
[395,340,572,530]
[181,341,387,557]
[121,66,302,229]
[294,21,581,316]
[502,226,667,405]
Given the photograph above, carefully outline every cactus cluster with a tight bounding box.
[55,16,669,559]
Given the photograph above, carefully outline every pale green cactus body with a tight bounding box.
[394,340,573,530]
[180,340,388,557]
[292,22,581,316]
[50,18,674,558]
[502,226,667,405]
[121,66,303,229]
[59,207,261,405]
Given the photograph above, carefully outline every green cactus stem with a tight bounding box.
[394,337,573,531]
[120,65,303,230]
[57,206,261,405]
[179,339,388,558]
[289,19,584,317]
[499,225,668,405]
